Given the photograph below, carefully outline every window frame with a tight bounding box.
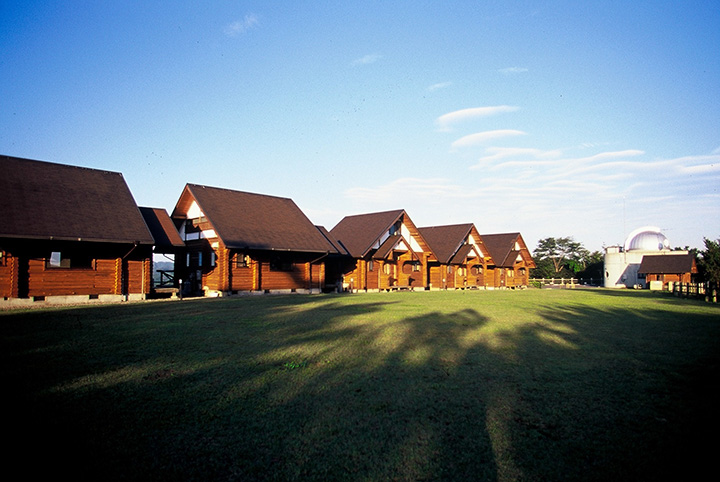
[45,251,94,270]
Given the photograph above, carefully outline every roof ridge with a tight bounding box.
[186,183,294,202]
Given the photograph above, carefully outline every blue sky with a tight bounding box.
[2,1,719,252]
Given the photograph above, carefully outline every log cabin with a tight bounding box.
[328,210,435,291]
[418,224,493,290]
[637,253,697,290]
[479,232,536,288]
[1,155,155,302]
[170,184,337,296]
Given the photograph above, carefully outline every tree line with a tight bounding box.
[530,236,720,284]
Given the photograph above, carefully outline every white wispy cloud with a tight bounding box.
[475,147,563,164]
[667,154,720,175]
[225,14,259,36]
[338,148,718,249]
[436,105,519,131]
[451,129,526,149]
[427,81,452,92]
[574,149,645,163]
[352,54,382,66]
[498,67,529,74]
[472,148,645,171]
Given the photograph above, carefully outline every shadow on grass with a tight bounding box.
[2,293,719,480]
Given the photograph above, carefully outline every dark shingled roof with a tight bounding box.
[139,207,184,251]
[174,184,335,253]
[449,243,479,265]
[418,224,474,264]
[638,254,697,274]
[482,232,535,268]
[315,226,343,255]
[329,210,405,258]
[481,233,520,267]
[1,155,154,244]
[373,235,406,260]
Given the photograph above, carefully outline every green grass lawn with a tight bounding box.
[3,289,719,481]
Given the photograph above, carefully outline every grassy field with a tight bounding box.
[3,289,719,481]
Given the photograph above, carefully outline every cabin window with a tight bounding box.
[383,263,392,275]
[187,252,203,268]
[0,250,5,266]
[368,260,374,272]
[210,251,216,268]
[46,251,92,269]
[49,251,65,268]
[458,267,465,276]
[471,265,483,275]
[402,261,421,274]
[235,254,250,268]
[270,258,294,272]
[186,253,191,267]
[447,266,453,274]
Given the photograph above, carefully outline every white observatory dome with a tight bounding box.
[624,226,670,252]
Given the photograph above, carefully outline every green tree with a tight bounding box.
[699,238,720,284]
[576,250,604,282]
[532,237,591,277]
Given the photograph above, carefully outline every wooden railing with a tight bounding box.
[669,282,718,303]
[155,270,176,288]
[529,278,602,287]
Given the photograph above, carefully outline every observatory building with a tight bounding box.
[603,226,691,288]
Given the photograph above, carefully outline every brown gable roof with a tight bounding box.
[373,235,409,260]
[449,243,480,265]
[638,254,697,274]
[139,207,184,251]
[315,226,343,255]
[480,233,520,267]
[418,224,474,264]
[328,209,405,258]
[482,232,535,268]
[173,184,335,253]
[1,155,154,244]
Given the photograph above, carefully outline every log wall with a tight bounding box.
[1,247,151,299]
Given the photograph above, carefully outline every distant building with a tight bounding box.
[418,223,491,290]
[603,226,692,288]
[638,253,697,290]
[328,209,436,291]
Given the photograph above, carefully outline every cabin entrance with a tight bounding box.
[17,256,29,298]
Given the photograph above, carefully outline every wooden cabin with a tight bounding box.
[328,210,435,291]
[1,155,155,303]
[418,224,493,290]
[638,253,697,290]
[170,184,337,296]
[480,232,536,288]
